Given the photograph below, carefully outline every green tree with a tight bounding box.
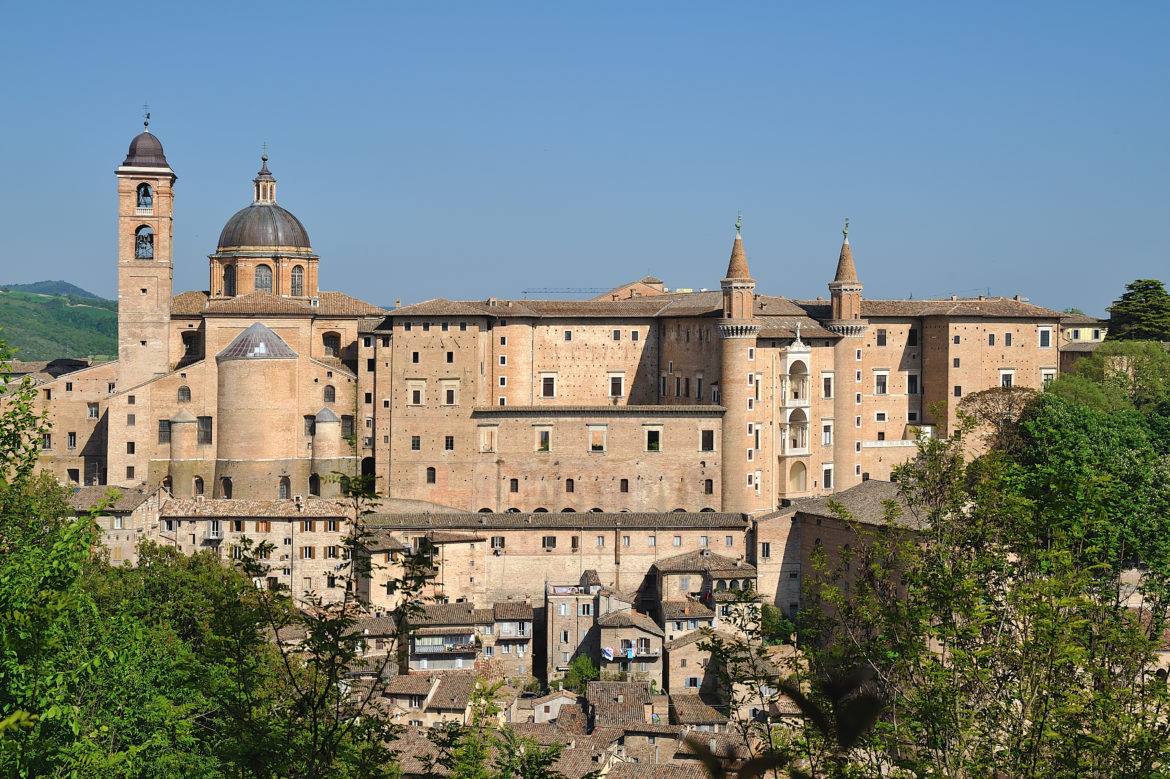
[1107,278,1170,341]
[560,654,598,693]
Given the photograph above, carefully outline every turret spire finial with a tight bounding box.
[261,141,268,163]
[843,217,849,237]
[735,211,742,236]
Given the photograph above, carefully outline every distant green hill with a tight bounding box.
[0,280,105,299]
[0,284,118,361]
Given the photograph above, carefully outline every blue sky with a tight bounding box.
[1,1,1166,315]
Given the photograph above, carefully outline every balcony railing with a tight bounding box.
[204,528,224,542]
[413,642,476,654]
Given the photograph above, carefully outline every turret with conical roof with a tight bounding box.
[716,216,766,514]
[827,220,866,337]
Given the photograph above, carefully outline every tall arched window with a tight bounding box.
[291,265,304,296]
[426,467,436,484]
[177,385,191,403]
[223,265,236,296]
[308,473,321,496]
[221,477,233,499]
[193,476,204,496]
[279,477,291,499]
[254,264,273,293]
[136,183,153,208]
[134,226,154,259]
[565,478,575,493]
[324,385,336,403]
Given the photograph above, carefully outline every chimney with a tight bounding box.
[395,299,401,308]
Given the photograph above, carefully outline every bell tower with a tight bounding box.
[116,113,176,390]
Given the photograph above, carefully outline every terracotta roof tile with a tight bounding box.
[171,290,210,315]
[160,498,350,519]
[200,290,384,317]
[607,763,709,778]
[661,600,714,621]
[669,694,728,725]
[69,485,155,513]
[787,478,922,529]
[413,602,493,627]
[367,512,748,530]
[651,550,757,577]
[587,680,654,726]
[429,674,476,710]
[725,233,750,279]
[597,610,664,636]
[493,601,534,620]
[471,405,724,416]
[383,674,436,696]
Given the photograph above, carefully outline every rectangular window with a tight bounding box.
[588,426,606,452]
[41,433,52,450]
[696,375,703,397]
[499,336,507,346]
[445,351,453,364]
[631,330,639,342]
[498,376,506,387]
[876,412,887,422]
[197,416,213,445]
[444,435,455,450]
[491,536,505,549]
[674,376,682,396]
[908,328,918,346]
[823,376,833,398]
[126,414,135,427]
[445,388,456,405]
[988,333,996,346]
[953,358,960,368]
[541,376,556,398]
[156,420,170,444]
[341,416,354,437]
[1001,372,1014,388]
[1039,329,1052,348]
[609,375,624,397]
[536,429,551,452]
[954,385,962,397]
[411,389,422,405]
[301,546,315,560]
[410,435,420,451]
[622,535,630,546]
[645,429,661,451]
[855,392,861,404]
[876,329,887,346]
[499,355,507,366]
[1005,333,1012,346]
[760,542,771,558]
[647,535,656,547]
[953,335,961,345]
[748,347,755,361]
[673,535,682,547]
[542,536,557,549]
[596,535,604,547]
[620,478,629,493]
[907,374,919,395]
[67,431,77,448]
[822,424,832,445]
[564,330,572,341]
[855,348,862,360]
[700,429,715,451]
[613,329,621,341]
[411,351,419,363]
[875,374,887,394]
[88,403,99,419]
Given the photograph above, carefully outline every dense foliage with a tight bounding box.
[1107,278,1170,342]
[0,287,117,360]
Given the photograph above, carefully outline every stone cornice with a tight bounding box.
[717,322,761,340]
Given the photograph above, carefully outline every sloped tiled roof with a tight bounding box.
[69,485,154,513]
[197,289,385,317]
[1061,313,1104,325]
[796,297,1064,320]
[607,762,708,778]
[661,600,714,621]
[430,674,476,710]
[669,693,728,725]
[160,498,350,518]
[596,610,664,636]
[651,550,757,577]
[367,512,748,530]
[171,290,210,315]
[494,601,534,620]
[787,478,921,529]
[413,602,494,627]
[587,681,653,726]
[383,674,436,696]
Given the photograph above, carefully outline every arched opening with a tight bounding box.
[700,507,716,512]
[589,508,603,513]
[254,264,273,293]
[789,461,807,492]
[291,265,304,296]
[322,332,341,358]
[308,473,321,497]
[730,580,741,590]
[177,385,191,403]
[223,264,236,296]
[221,477,233,499]
[716,580,727,591]
[533,507,548,513]
[361,457,375,477]
[506,507,521,513]
[672,508,686,513]
[703,478,713,495]
[742,579,751,590]
[478,507,493,513]
[561,508,576,513]
[279,477,291,499]
[181,332,199,358]
[136,183,153,208]
[426,467,436,484]
[787,360,809,402]
[193,476,204,496]
[324,385,336,403]
[787,409,809,453]
[134,226,154,259]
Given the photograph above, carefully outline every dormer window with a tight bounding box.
[134,226,154,259]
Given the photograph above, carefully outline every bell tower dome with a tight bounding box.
[115,113,176,390]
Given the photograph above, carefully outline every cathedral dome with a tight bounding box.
[216,202,311,250]
[122,130,169,168]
